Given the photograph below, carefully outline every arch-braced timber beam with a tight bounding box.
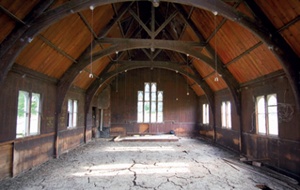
[0,0,299,110]
[85,61,215,116]
[57,38,238,114]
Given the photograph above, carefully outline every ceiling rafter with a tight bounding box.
[129,8,152,37]
[178,6,195,40]
[112,3,132,59]
[0,0,299,110]
[173,3,241,114]
[0,0,54,59]
[205,2,241,43]
[277,15,300,33]
[56,2,132,114]
[225,41,263,67]
[0,5,26,25]
[154,10,179,38]
[244,0,300,110]
[37,34,77,63]
[78,11,115,62]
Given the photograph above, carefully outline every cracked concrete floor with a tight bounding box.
[0,138,298,190]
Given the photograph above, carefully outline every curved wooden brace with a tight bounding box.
[56,39,240,116]
[0,0,299,111]
[84,61,215,115]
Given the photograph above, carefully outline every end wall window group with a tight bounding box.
[137,82,163,123]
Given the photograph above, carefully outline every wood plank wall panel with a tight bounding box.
[110,68,199,137]
[58,127,84,154]
[239,74,299,177]
[0,143,12,180]
[13,134,54,177]
[0,73,19,142]
[255,0,300,55]
[0,69,57,142]
[15,38,73,79]
[198,89,240,151]
[0,0,39,43]
[58,89,86,130]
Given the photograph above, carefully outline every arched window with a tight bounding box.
[256,94,278,135]
[137,83,163,123]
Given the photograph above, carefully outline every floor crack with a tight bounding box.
[202,164,212,174]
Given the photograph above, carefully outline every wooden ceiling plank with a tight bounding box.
[56,2,133,114]
[205,2,241,43]
[0,0,54,59]
[277,15,300,33]
[174,3,242,115]
[77,12,97,38]
[37,34,77,63]
[225,41,263,67]
[245,0,300,110]
[0,5,26,25]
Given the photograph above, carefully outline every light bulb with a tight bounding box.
[89,73,93,78]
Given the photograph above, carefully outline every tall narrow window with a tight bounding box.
[67,99,78,128]
[202,104,209,124]
[256,94,278,135]
[221,101,231,129]
[16,91,41,138]
[137,82,163,123]
[137,91,143,122]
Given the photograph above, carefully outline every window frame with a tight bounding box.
[221,101,231,129]
[256,94,278,136]
[202,103,209,125]
[67,99,78,128]
[16,90,41,138]
[137,82,163,123]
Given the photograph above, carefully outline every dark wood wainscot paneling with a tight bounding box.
[0,142,13,180]
[13,133,54,176]
[58,127,84,154]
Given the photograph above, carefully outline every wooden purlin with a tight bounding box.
[245,0,300,110]
[0,0,54,58]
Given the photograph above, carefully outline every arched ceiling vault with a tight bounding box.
[0,0,299,111]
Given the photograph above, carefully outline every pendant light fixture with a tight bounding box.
[89,5,94,78]
[186,54,189,96]
[116,51,119,93]
[213,10,219,82]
